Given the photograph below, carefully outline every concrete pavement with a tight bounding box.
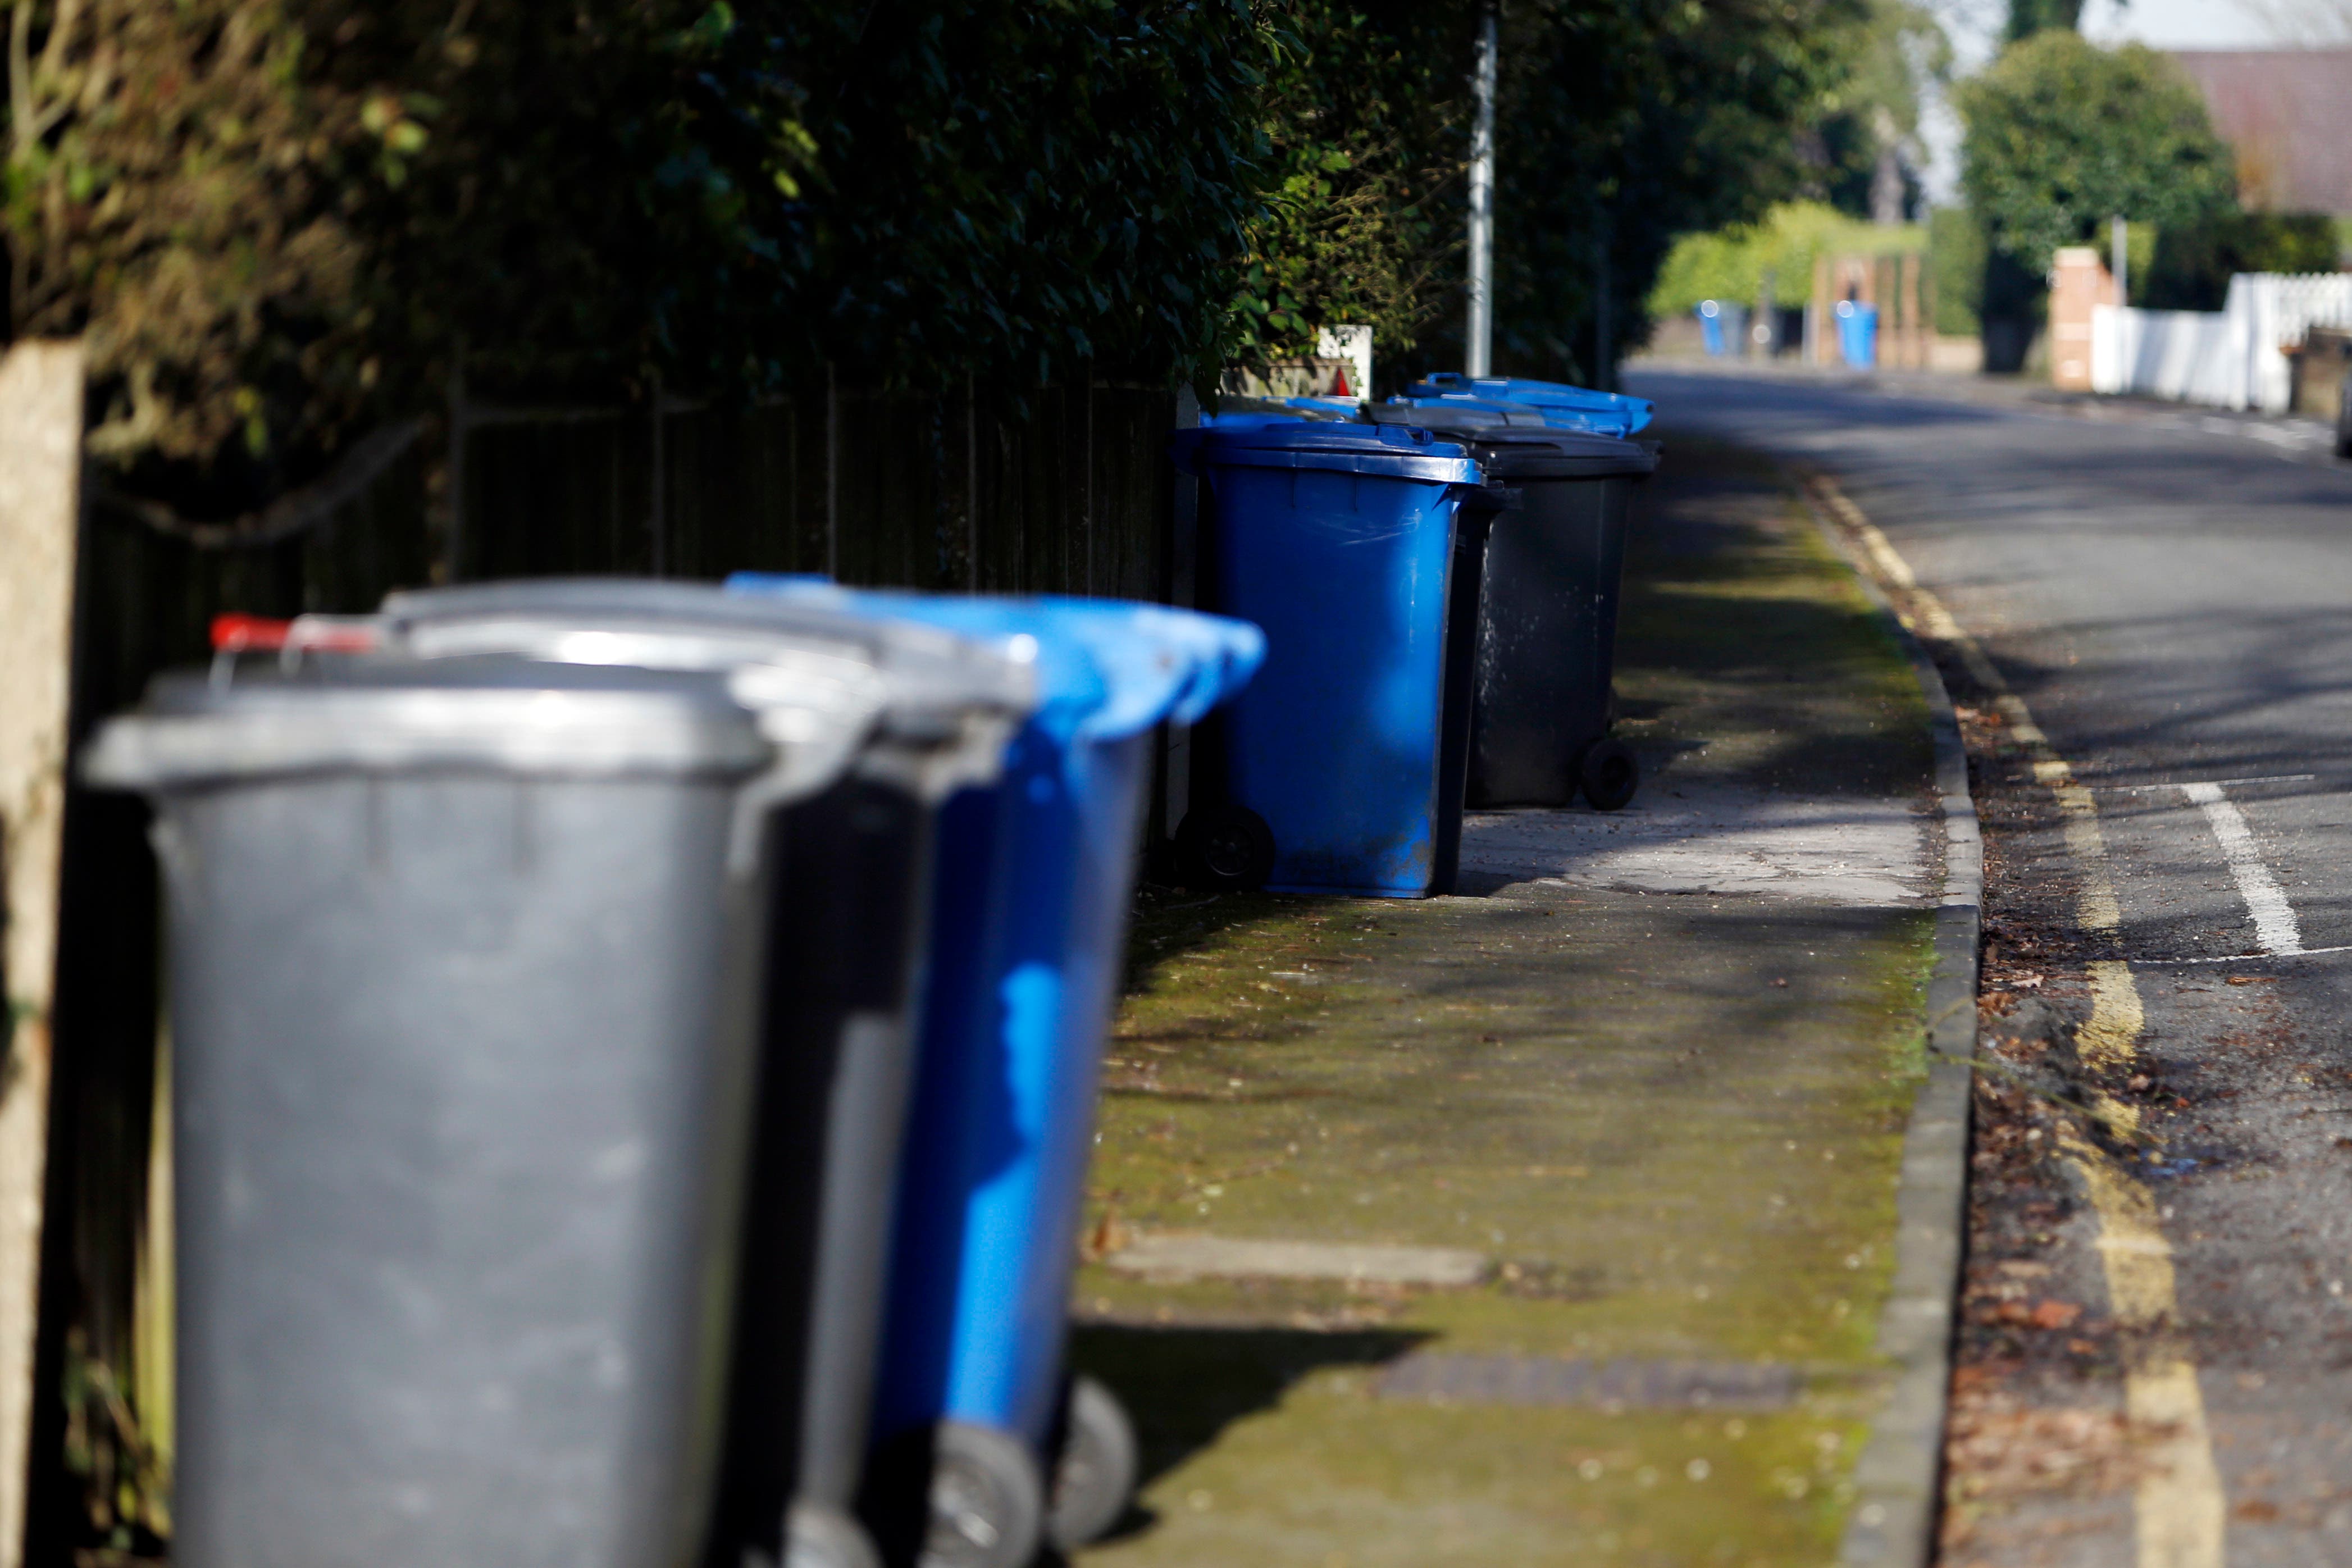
[1065,442,1949,1566]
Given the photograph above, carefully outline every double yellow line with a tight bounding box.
[1807,472,2225,1568]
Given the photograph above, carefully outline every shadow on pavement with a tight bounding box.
[1063,1322,1433,1544]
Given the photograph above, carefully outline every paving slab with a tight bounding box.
[1066,441,1946,1567]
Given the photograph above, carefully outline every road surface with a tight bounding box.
[1630,363,2352,1568]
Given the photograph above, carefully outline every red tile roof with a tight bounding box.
[2168,48,2352,215]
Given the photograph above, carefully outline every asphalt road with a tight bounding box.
[1628,362,2352,1567]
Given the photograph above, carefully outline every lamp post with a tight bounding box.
[1465,2,1498,377]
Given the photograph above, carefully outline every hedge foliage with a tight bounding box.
[3,0,1878,498]
[1647,202,1926,320]
[4,0,812,508]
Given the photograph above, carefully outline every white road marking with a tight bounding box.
[2094,773,2319,793]
[2134,944,2352,967]
[2180,782,2303,955]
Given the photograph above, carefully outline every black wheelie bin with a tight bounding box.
[1369,403,1659,810]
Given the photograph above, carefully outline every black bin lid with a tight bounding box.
[1462,428,1659,479]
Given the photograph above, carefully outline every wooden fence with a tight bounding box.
[26,373,1188,1558]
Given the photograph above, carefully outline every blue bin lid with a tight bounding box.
[1196,413,1293,429]
[1168,421,1479,484]
[1405,373,1655,435]
[723,579,1264,747]
[1198,396,1354,428]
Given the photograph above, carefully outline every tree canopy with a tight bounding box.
[1956,31,2235,271]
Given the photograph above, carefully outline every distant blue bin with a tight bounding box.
[1405,373,1656,437]
[1170,421,1482,897]
[723,578,1261,1561]
[1836,300,1879,369]
[1699,301,1727,357]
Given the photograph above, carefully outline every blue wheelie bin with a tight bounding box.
[1836,300,1880,369]
[724,580,1262,1568]
[1405,372,1655,437]
[1169,421,1483,897]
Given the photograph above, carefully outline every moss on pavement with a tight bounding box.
[1068,442,1938,1567]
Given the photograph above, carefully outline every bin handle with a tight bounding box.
[208,613,384,688]
[721,662,890,879]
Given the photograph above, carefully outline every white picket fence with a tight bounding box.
[2092,273,2352,413]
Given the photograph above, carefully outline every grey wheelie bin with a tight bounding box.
[363,580,1037,1568]
[81,653,804,1568]
[1370,405,1659,809]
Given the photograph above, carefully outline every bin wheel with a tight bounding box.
[785,1503,883,1568]
[1578,739,1640,812]
[918,1421,1043,1568]
[1047,1375,1139,1550]
[1175,806,1275,891]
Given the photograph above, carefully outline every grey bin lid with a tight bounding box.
[373,578,1037,803]
[81,658,775,790]
[1365,401,1550,432]
[376,580,1037,743]
[1455,428,1659,480]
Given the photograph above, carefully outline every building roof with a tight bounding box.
[2168,49,2352,216]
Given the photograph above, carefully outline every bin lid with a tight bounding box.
[1365,399,1551,432]
[1403,373,1655,435]
[372,579,1035,739]
[1449,428,1660,480]
[81,657,774,789]
[725,579,1264,749]
[1168,421,1479,484]
[1200,397,1351,426]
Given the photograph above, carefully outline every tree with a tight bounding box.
[1805,0,1950,225]
[1484,0,1867,382]
[1956,30,2234,274]
[2004,0,2082,42]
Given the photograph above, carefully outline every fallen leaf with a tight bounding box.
[2227,976,2274,986]
[2235,1499,2281,1523]
[2013,973,2045,990]
[1770,977,1790,988]
[2029,1300,2082,1330]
